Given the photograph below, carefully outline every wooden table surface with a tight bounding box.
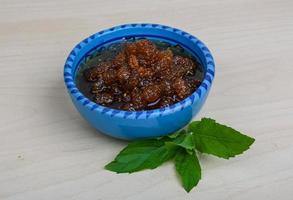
[1,0,293,199]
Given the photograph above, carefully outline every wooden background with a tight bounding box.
[1,0,293,199]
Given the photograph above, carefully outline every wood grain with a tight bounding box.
[0,0,293,199]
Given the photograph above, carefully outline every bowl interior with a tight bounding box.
[71,27,209,80]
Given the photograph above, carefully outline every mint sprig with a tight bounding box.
[105,118,255,192]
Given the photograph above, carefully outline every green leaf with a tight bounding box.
[105,139,176,173]
[187,121,200,132]
[175,149,201,192]
[189,118,255,159]
[170,132,195,150]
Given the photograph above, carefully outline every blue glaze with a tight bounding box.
[63,23,215,140]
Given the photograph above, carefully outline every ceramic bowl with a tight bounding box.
[63,23,215,140]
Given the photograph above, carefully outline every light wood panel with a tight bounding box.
[0,0,293,199]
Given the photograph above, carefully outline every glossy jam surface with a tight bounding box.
[76,39,204,111]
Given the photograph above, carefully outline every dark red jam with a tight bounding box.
[76,39,204,111]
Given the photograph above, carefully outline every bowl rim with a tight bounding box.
[64,23,215,119]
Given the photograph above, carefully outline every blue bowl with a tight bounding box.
[64,23,215,140]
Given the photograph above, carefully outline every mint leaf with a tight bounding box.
[189,118,255,159]
[175,149,201,192]
[105,139,176,173]
[169,131,195,150]
[187,121,200,132]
